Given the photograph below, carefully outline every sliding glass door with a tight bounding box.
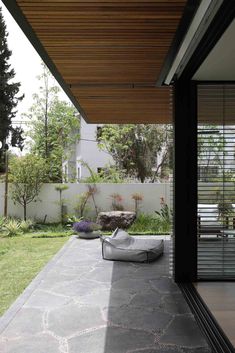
[197,84,235,279]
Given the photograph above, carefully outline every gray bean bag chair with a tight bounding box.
[100,228,164,263]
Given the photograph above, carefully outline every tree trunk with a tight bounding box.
[151,152,168,183]
[44,68,49,159]
[59,190,62,223]
[23,202,27,221]
[4,149,9,217]
[91,194,99,217]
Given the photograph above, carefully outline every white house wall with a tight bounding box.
[77,119,113,179]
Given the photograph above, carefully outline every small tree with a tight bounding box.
[55,184,69,223]
[74,186,98,218]
[9,155,48,220]
[74,192,91,218]
[131,193,143,215]
[110,193,124,211]
[87,185,99,217]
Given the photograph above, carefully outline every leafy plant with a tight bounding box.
[9,154,48,220]
[98,124,172,182]
[64,215,83,226]
[74,186,98,218]
[55,184,69,192]
[73,220,101,233]
[155,197,172,233]
[155,204,171,224]
[81,161,125,183]
[129,213,161,233]
[3,219,21,237]
[26,63,80,182]
[0,217,6,231]
[74,192,91,218]
[19,219,34,233]
[218,201,233,218]
[55,184,69,223]
[214,188,234,218]
[110,193,124,211]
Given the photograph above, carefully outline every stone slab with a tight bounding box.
[0,237,212,353]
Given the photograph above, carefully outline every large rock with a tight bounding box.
[97,211,136,231]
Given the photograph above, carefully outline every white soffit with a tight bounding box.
[193,19,235,80]
[164,0,223,85]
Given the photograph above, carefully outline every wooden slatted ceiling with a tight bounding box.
[16,0,186,123]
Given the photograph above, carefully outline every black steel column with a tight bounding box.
[173,79,197,282]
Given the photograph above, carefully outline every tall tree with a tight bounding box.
[0,7,24,173]
[198,125,225,181]
[26,63,80,182]
[98,124,172,183]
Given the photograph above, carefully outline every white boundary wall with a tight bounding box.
[0,183,171,222]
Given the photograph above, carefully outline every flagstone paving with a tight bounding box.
[0,236,212,353]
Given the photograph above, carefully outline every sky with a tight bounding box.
[0,1,69,123]
[0,1,71,154]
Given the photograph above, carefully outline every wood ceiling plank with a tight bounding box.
[72,86,172,123]
[15,0,186,123]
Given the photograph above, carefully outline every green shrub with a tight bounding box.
[64,215,83,226]
[155,215,171,233]
[3,219,21,237]
[155,204,171,223]
[19,219,34,233]
[0,217,6,231]
[80,162,125,183]
[129,214,161,233]
[155,200,172,233]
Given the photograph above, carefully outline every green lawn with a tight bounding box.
[0,231,70,316]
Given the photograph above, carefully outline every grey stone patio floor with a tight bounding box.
[0,236,212,353]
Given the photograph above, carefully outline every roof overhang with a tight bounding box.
[163,1,235,85]
[3,0,192,123]
[163,0,223,85]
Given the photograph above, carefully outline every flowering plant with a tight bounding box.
[73,220,101,233]
[110,193,124,211]
[131,193,143,215]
